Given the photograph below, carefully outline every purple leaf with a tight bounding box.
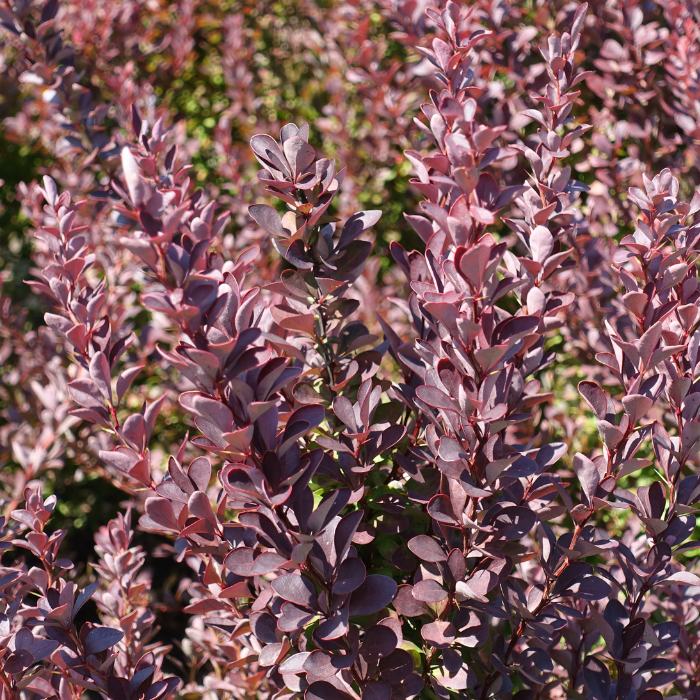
[121,147,149,208]
[283,136,315,177]
[579,381,615,422]
[303,650,337,678]
[393,585,432,617]
[333,557,366,595]
[427,495,460,526]
[573,453,600,502]
[306,681,354,700]
[84,627,124,655]
[379,649,414,683]
[412,579,447,603]
[349,575,397,617]
[530,225,553,263]
[408,535,447,562]
[338,210,382,249]
[421,621,456,648]
[583,656,611,700]
[249,204,286,237]
[359,624,399,662]
[68,378,105,410]
[89,351,112,402]
[271,574,317,608]
[415,385,458,412]
[362,680,391,700]
[4,649,33,674]
[278,603,316,632]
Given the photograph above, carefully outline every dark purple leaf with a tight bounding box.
[362,680,391,700]
[84,627,124,655]
[306,681,354,700]
[333,557,366,595]
[271,574,317,608]
[349,575,397,617]
[379,649,414,683]
[583,656,611,700]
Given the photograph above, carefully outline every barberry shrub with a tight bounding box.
[3,1,700,700]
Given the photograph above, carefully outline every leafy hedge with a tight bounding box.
[2,1,700,699]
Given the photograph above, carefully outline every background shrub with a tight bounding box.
[3,1,700,699]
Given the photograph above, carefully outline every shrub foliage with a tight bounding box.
[3,1,700,699]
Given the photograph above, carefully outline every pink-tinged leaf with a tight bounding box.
[67,378,104,410]
[45,312,73,334]
[187,491,217,527]
[183,599,227,614]
[360,624,399,662]
[415,385,458,412]
[23,678,56,696]
[664,571,700,586]
[42,175,58,205]
[99,448,139,475]
[141,497,180,533]
[571,2,588,40]
[421,621,456,648]
[621,394,654,424]
[74,582,98,620]
[188,456,211,492]
[89,351,112,403]
[116,365,143,405]
[179,392,234,432]
[315,606,350,641]
[224,547,256,576]
[335,510,365,562]
[303,650,338,678]
[412,579,447,603]
[530,225,553,263]
[333,396,358,432]
[520,109,547,126]
[338,210,382,249]
[438,436,467,461]
[469,205,495,224]
[393,585,431,617]
[251,552,288,575]
[583,656,611,700]
[69,407,109,426]
[279,651,311,675]
[408,535,446,562]
[455,243,490,290]
[121,237,159,269]
[121,147,149,208]
[258,642,286,667]
[251,134,291,175]
[4,650,33,674]
[250,611,278,644]
[279,313,316,335]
